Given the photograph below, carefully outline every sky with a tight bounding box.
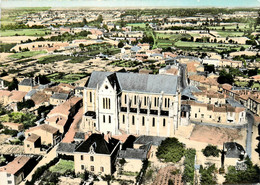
[1,0,260,8]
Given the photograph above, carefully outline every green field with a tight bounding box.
[216,31,244,37]
[0,29,48,37]
[174,41,250,48]
[49,160,74,174]
[9,51,47,59]
[46,72,88,83]
[127,23,147,28]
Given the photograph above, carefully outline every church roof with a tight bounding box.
[85,71,178,95]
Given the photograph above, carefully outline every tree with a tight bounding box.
[200,164,217,185]
[202,145,220,157]
[8,77,19,91]
[97,14,103,23]
[118,41,124,48]
[217,70,234,85]
[82,18,87,25]
[156,137,185,163]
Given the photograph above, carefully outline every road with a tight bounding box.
[246,111,254,158]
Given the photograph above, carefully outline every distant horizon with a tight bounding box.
[1,0,260,8]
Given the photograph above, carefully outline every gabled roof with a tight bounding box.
[134,135,166,146]
[26,133,40,143]
[86,71,178,95]
[0,156,31,175]
[25,124,58,134]
[19,78,34,86]
[75,134,119,154]
[57,142,77,153]
[51,93,69,100]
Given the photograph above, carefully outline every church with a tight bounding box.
[82,71,181,137]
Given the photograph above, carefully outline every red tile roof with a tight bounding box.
[0,156,31,175]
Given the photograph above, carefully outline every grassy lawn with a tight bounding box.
[0,29,48,36]
[49,159,74,174]
[0,43,17,53]
[9,51,47,59]
[109,60,141,67]
[46,72,88,83]
[127,23,146,28]
[174,41,250,48]
[216,31,244,37]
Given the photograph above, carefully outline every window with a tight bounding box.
[7,173,11,177]
[154,97,157,106]
[132,115,135,125]
[164,98,167,108]
[198,108,200,112]
[168,98,170,108]
[90,156,94,161]
[81,165,84,170]
[8,180,12,184]
[90,92,92,102]
[142,116,145,126]
[163,119,166,127]
[195,113,197,118]
[103,115,105,123]
[81,155,84,160]
[103,98,111,109]
[27,144,30,147]
[100,167,104,172]
[201,114,204,118]
[152,118,155,127]
[109,116,111,123]
[209,115,212,118]
[134,96,137,105]
[144,96,147,106]
[91,166,94,171]
[122,115,125,124]
[125,95,127,104]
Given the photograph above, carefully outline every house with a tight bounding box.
[117,143,151,174]
[45,97,82,134]
[50,93,69,105]
[0,156,34,185]
[18,78,36,92]
[74,133,120,175]
[2,122,23,131]
[133,135,166,162]
[223,142,245,159]
[82,71,180,137]
[182,100,246,125]
[24,124,60,148]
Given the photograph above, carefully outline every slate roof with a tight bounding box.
[224,142,245,158]
[57,142,77,153]
[74,132,85,140]
[51,93,69,100]
[181,85,201,100]
[118,148,147,160]
[75,134,119,154]
[19,78,33,86]
[134,135,166,146]
[86,71,178,95]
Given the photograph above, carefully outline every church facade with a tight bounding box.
[82,71,181,137]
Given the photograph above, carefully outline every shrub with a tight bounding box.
[202,145,220,157]
[156,137,185,163]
